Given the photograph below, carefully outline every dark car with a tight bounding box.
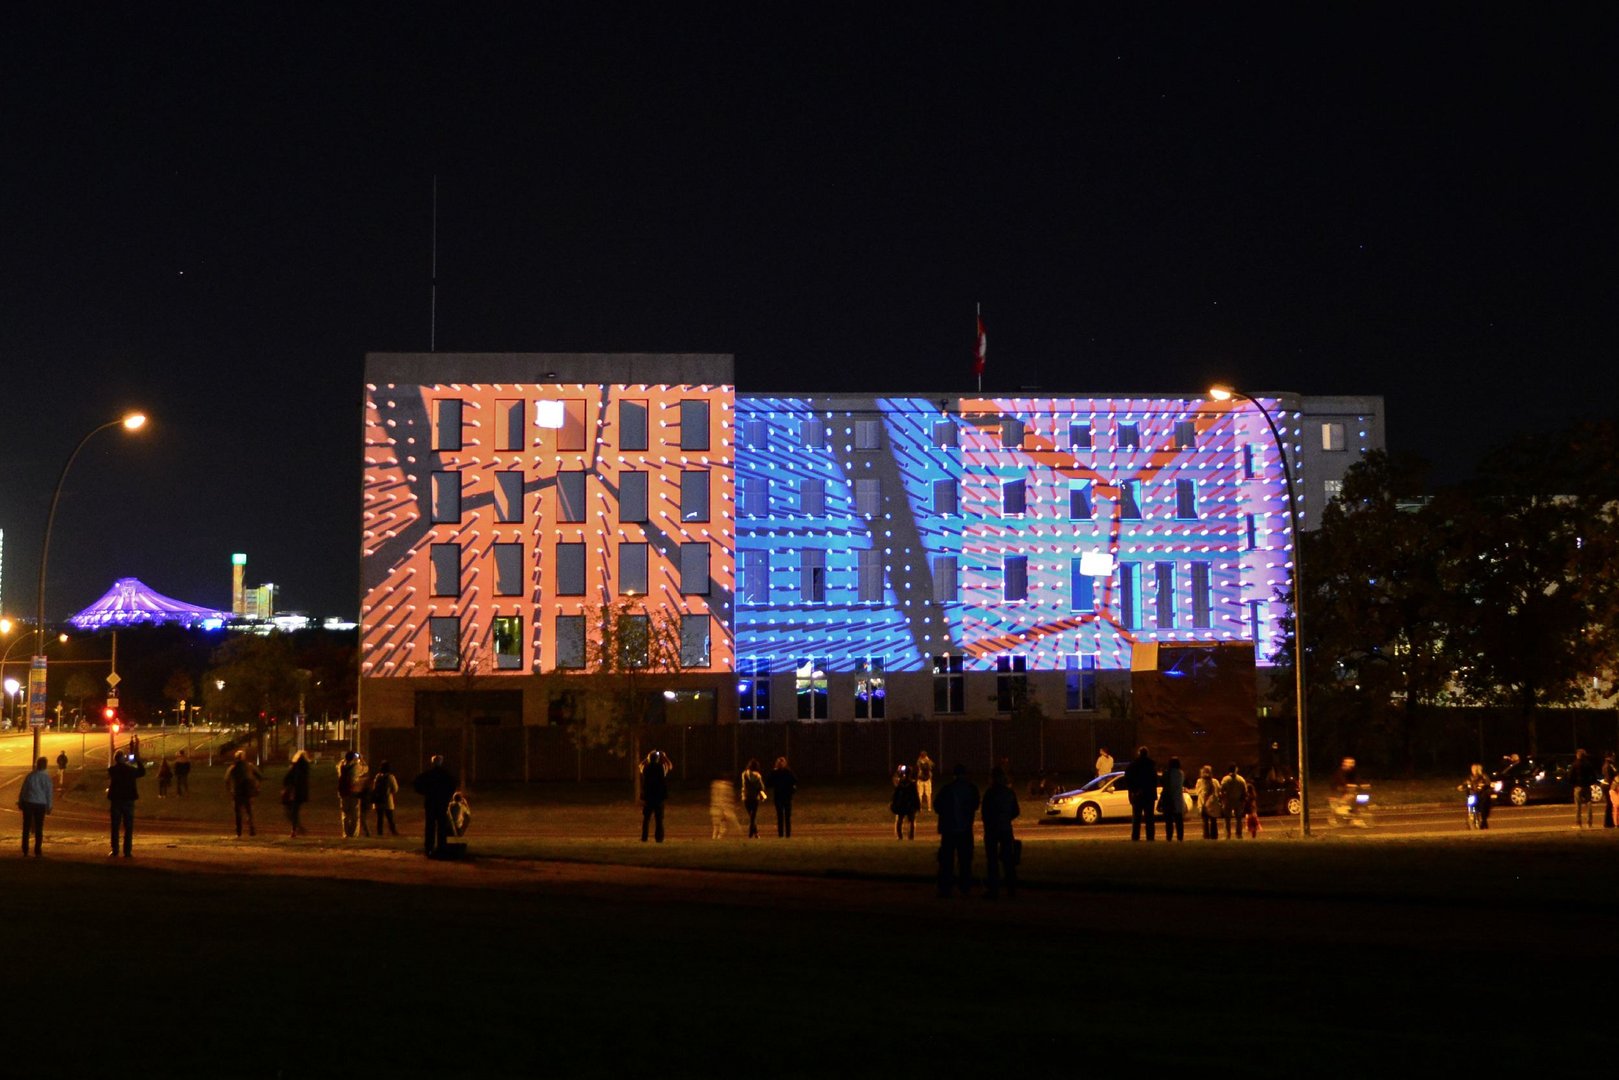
[1252,771,1302,816]
[1491,756,1603,806]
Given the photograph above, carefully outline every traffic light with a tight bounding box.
[104,704,119,733]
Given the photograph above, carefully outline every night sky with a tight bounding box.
[2,5,1611,621]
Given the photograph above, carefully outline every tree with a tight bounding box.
[162,670,196,722]
[203,633,301,759]
[63,671,102,723]
[557,600,692,773]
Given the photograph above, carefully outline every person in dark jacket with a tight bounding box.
[1157,757,1186,842]
[739,758,766,839]
[106,750,147,857]
[224,750,262,837]
[639,750,670,843]
[282,751,312,837]
[935,764,980,897]
[980,767,1020,898]
[1602,752,1617,829]
[412,754,458,855]
[173,749,191,796]
[371,760,400,836]
[767,756,797,838]
[891,764,921,840]
[1571,748,1598,829]
[1122,746,1158,842]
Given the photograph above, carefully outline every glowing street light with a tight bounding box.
[1209,385,1312,835]
[31,412,149,761]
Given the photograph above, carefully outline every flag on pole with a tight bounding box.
[973,304,987,384]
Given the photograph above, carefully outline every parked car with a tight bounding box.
[1042,771,1195,825]
[1491,755,1604,806]
[1251,772,1303,816]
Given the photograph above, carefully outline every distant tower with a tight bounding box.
[232,553,246,616]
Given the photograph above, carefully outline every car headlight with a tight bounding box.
[1491,781,1502,792]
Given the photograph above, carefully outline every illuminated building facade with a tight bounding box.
[359,353,1380,727]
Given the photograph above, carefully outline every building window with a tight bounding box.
[681,470,710,522]
[1245,513,1258,551]
[1117,422,1140,449]
[495,400,524,452]
[1068,481,1092,520]
[740,475,769,517]
[619,470,648,523]
[620,614,650,668]
[1174,420,1196,449]
[800,478,826,517]
[855,477,881,516]
[556,543,586,596]
[854,657,885,719]
[1324,478,1344,503]
[619,400,649,452]
[492,615,522,670]
[1065,654,1098,711]
[1119,563,1139,630]
[856,548,884,603]
[431,471,461,523]
[742,549,769,605]
[1175,479,1198,520]
[493,543,523,597]
[800,419,826,449]
[1070,558,1095,612]
[739,658,771,719]
[680,615,710,668]
[800,550,826,603]
[1243,444,1256,478]
[933,479,958,516]
[1247,601,1265,649]
[995,655,1028,713]
[855,418,882,450]
[680,542,710,595]
[741,418,768,449]
[619,542,648,595]
[933,419,958,448]
[795,657,828,720]
[494,470,524,523]
[428,616,459,671]
[932,555,959,603]
[1190,562,1212,629]
[1070,422,1092,450]
[1155,561,1176,628]
[1321,422,1346,451]
[558,399,587,452]
[1001,418,1025,449]
[1119,480,1142,520]
[933,654,965,714]
[1003,555,1028,602]
[680,399,709,451]
[555,615,585,669]
[1002,477,1027,516]
[433,399,463,451]
[430,543,460,597]
[557,471,586,523]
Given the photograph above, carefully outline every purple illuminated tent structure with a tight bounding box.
[69,578,232,630]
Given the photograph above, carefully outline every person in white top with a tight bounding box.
[1094,747,1114,778]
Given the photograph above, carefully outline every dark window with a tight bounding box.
[431,471,461,523]
[801,550,826,603]
[795,657,828,719]
[1002,477,1027,516]
[492,616,522,670]
[740,475,769,517]
[493,543,523,597]
[1069,482,1092,519]
[741,418,768,449]
[1070,422,1092,450]
[856,548,883,603]
[494,471,524,523]
[933,479,958,516]
[428,617,459,670]
[558,400,587,452]
[855,478,881,516]
[680,399,709,451]
[681,471,709,522]
[1117,422,1140,449]
[1245,514,1258,550]
[1003,555,1028,602]
[619,614,650,668]
[932,555,959,602]
[1001,418,1025,449]
[1065,654,1097,711]
[1119,563,1139,630]
[434,399,463,451]
[430,543,459,597]
[556,543,586,596]
[742,549,769,605]
[619,400,649,452]
[933,654,965,713]
[680,615,710,668]
[1190,562,1212,629]
[1155,561,1176,628]
[854,657,885,719]
[619,543,648,595]
[801,419,826,449]
[1119,480,1142,520]
[1176,479,1197,519]
[995,655,1028,712]
[680,543,710,595]
[855,418,882,449]
[495,400,524,452]
[801,478,826,517]
[555,615,585,669]
[934,420,958,448]
[1070,559,1095,612]
[619,470,648,523]
[739,658,772,719]
[557,471,587,523]
[1174,420,1196,449]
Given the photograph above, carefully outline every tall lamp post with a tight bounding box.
[32,413,148,763]
[1209,386,1311,836]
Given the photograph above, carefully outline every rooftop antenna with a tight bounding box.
[430,175,438,352]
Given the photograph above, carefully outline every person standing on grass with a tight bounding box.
[282,750,311,837]
[891,764,921,840]
[157,756,173,798]
[413,755,458,855]
[106,750,146,858]
[980,766,1019,899]
[1122,746,1158,842]
[174,749,191,796]
[225,750,262,837]
[767,756,797,838]
[338,752,366,838]
[915,751,935,812]
[1195,765,1221,840]
[20,757,53,857]
[1094,746,1114,779]
[1220,764,1247,839]
[639,750,669,843]
[739,758,765,839]
[55,750,69,789]
[371,760,400,836]
[1601,752,1616,829]
[935,764,980,898]
[1157,757,1186,842]
[1571,749,1597,829]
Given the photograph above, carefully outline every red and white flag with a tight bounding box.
[973,306,987,380]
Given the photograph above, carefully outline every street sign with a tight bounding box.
[28,656,48,727]
[107,672,122,688]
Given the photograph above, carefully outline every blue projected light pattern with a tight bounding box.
[731,395,1292,675]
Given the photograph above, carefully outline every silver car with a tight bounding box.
[1043,771,1195,825]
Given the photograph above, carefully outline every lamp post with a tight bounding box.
[1209,386,1312,835]
[32,413,148,763]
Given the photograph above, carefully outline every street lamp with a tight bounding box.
[1209,385,1312,835]
[3,677,18,728]
[31,412,149,762]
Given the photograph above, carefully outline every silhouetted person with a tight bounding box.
[891,764,921,840]
[739,758,765,839]
[915,751,935,811]
[980,767,1020,898]
[55,750,69,788]
[935,764,980,897]
[224,750,262,837]
[767,756,797,837]
[1220,764,1247,839]
[173,750,191,796]
[640,750,669,842]
[1122,746,1157,841]
[413,754,458,855]
[20,757,53,857]
[371,760,400,836]
[1572,749,1597,828]
[282,751,311,836]
[338,751,366,838]
[1158,757,1186,841]
[106,750,146,858]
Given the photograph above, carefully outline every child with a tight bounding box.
[1243,778,1261,837]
